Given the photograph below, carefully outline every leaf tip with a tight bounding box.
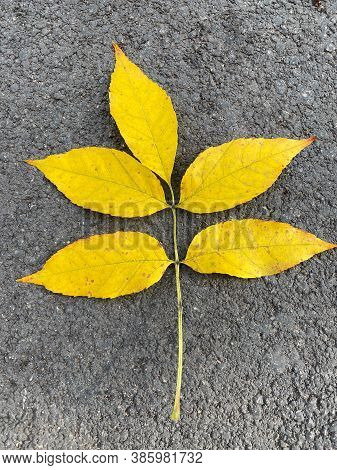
[307,135,317,144]
[112,42,123,57]
[25,158,44,169]
[17,274,33,284]
[327,242,337,250]
[17,271,42,285]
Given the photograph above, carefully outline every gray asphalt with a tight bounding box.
[1,0,336,450]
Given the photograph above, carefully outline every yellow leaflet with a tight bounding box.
[26,148,168,217]
[110,44,178,183]
[178,137,315,213]
[18,232,172,298]
[184,219,335,279]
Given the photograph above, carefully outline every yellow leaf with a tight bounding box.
[184,219,335,278]
[110,44,178,183]
[178,137,315,213]
[26,147,168,217]
[18,232,172,298]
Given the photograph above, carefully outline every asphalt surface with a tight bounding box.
[1,0,336,450]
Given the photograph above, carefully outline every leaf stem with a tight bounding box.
[169,185,183,422]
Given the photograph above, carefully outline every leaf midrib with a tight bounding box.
[39,163,167,205]
[46,259,172,276]
[185,243,325,262]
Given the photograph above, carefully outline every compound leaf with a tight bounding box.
[26,148,168,217]
[178,137,315,213]
[184,219,335,278]
[110,44,178,183]
[18,232,172,298]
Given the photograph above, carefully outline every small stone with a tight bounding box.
[275,80,287,94]
[120,430,129,442]
[18,49,30,60]
[88,4,98,13]
[295,411,305,422]
[273,16,283,27]
[330,421,337,433]
[53,92,65,100]
[325,43,335,52]
[256,395,264,405]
